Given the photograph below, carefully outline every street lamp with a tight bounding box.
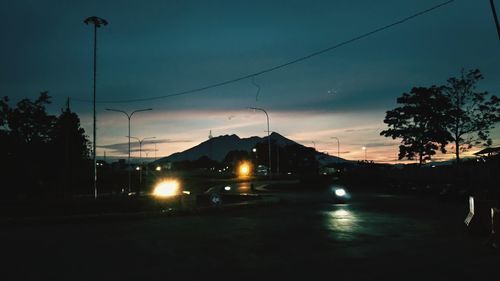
[106,108,152,193]
[129,136,156,162]
[331,137,340,158]
[248,107,271,177]
[362,146,367,161]
[129,136,156,187]
[84,16,108,199]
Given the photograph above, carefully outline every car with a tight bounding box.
[330,185,351,204]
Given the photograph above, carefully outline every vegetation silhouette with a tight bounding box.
[381,69,500,166]
[0,92,90,198]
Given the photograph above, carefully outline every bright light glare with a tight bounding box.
[153,180,180,197]
[239,162,250,176]
[156,166,161,171]
[335,188,346,197]
[224,186,231,191]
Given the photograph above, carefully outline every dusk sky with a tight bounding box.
[1,0,499,163]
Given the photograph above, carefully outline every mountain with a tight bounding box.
[154,132,347,164]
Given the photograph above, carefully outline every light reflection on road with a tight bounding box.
[324,205,360,241]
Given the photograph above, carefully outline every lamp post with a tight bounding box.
[331,137,340,158]
[248,107,271,177]
[106,108,152,193]
[84,16,108,199]
[129,136,156,187]
[362,146,367,162]
[154,142,157,161]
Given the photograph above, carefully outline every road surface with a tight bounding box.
[1,188,499,280]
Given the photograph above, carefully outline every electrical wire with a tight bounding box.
[74,0,455,104]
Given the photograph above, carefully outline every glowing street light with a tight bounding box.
[84,16,108,199]
[362,146,367,161]
[248,107,271,177]
[106,108,152,193]
[238,162,251,177]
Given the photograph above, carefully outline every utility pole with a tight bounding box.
[248,107,271,177]
[491,0,500,40]
[84,16,108,199]
[331,137,340,158]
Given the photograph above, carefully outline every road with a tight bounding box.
[1,187,499,280]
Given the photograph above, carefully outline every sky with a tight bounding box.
[1,0,499,163]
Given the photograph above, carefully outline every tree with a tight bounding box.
[52,103,90,161]
[381,86,450,165]
[51,103,91,196]
[223,150,250,166]
[8,91,55,146]
[441,69,500,164]
[0,96,9,131]
[0,92,91,197]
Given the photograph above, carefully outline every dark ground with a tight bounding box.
[1,185,499,280]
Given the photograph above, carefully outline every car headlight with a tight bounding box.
[153,179,180,197]
[334,188,346,197]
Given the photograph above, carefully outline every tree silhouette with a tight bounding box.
[8,91,55,145]
[0,92,90,197]
[441,69,500,164]
[51,103,91,196]
[381,86,450,165]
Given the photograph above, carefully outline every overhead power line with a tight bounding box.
[75,0,455,104]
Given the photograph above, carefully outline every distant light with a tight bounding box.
[153,179,180,197]
[224,186,231,191]
[182,191,191,195]
[155,166,161,171]
[335,188,346,197]
[238,162,251,177]
[252,148,257,152]
[136,166,141,171]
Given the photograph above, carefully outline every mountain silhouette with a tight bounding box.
[154,132,346,165]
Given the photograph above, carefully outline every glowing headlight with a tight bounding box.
[153,179,180,197]
[335,188,346,197]
[238,162,251,177]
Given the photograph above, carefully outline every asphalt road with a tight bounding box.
[1,188,499,280]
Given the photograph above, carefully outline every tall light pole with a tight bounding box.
[84,16,108,199]
[362,146,367,162]
[106,108,152,193]
[248,107,271,177]
[331,137,340,158]
[129,136,156,188]
[490,0,500,40]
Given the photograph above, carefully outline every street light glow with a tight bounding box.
[153,179,180,197]
[238,162,251,177]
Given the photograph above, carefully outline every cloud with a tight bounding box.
[98,138,191,154]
